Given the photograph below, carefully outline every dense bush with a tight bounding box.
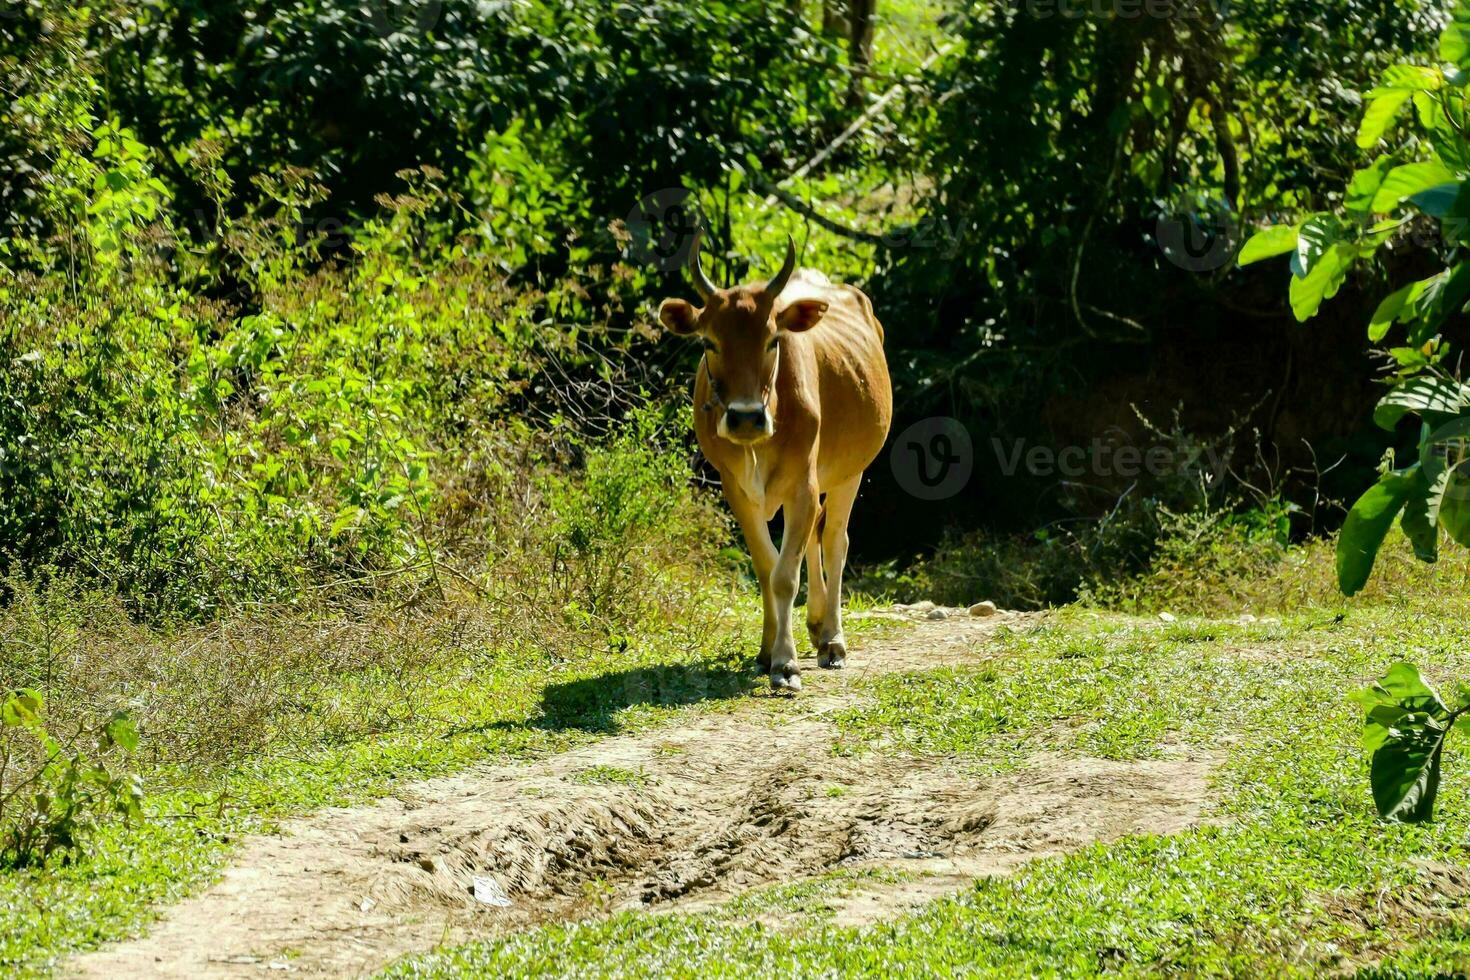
[3,0,850,265]
[847,0,1439,553]
[886,0,1435,358]
[0,169,550,615]
[0,4,744,619]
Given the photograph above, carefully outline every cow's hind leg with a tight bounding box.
[804,503,826,652]
[816,476,861,670]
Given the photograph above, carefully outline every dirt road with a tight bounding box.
[68,607,1213,977]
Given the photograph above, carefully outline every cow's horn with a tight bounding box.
[688,227,717,300]
[767,235,797,297]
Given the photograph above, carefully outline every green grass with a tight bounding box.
[380,603,1470,978]
[569,766,650,789]
[0,605,764,976]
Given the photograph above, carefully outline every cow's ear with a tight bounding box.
[777,299,828,333]
[659,299,701,336]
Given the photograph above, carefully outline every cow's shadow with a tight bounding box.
[526,659,754,735]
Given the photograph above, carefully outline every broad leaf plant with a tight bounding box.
[1243,1,1470,822]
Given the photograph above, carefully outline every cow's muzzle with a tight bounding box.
[719,404,772,443]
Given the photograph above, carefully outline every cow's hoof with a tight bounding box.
[756,650,772,675]
[770,663,802,692]
[817,641,846,670]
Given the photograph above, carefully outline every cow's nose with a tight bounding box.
[724,407,768,434]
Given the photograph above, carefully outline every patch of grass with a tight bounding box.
[717,866,915,922]
[831,613,1279,765]
[568,766,649,789]
[380,597,1470,977]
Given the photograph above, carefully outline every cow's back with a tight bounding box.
[778,270,893,489]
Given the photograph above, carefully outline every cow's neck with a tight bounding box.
[724,434,779,518]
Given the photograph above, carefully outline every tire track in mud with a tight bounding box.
[67,608,1213,978]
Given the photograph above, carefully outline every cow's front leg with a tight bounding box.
[724,484,779,674]
[767,484,820,691]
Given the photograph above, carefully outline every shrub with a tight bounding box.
[544,406,725,624]
[0,688,142,869]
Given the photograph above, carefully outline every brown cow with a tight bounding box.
[659,232,893,690]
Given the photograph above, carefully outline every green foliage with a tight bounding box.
[1242,0,1470,596]
[1,231,544,615]
[0,690,143,869]
[883,0,1432,354]
[17,0,848,262]
[545,406,723,622]
[1354,663,1470,823]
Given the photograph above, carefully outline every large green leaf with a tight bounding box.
[0,689,43,727]
[1442,466,1470,547]
[1289,243,1355,322]
[1237,224,1298,266]
[1371,161,1459,213]
[1401,464,1440,562]
[1443,1,1470,68]
[1410,181,1465,217]
[1371,725,1446,822]
[1368,283,1414,342]
[1373,377,1470,430]
[1415,94,1470,175]
[1415,418,1470,546]
[103,712,140,752]
[1369,270,1467,344]
[1358,64,1442,150]
[1337,469,1415,595]
[1418,262,1470,332]
[1346,157,1397,214]
[1355,663,1452,822]
[1369,64,1446,95]
[1422,416,1470,454]
[1421,415,1470,543]
[1357,662,1450,748]
[1358,91,1413,148]
[1292,214,1348,276]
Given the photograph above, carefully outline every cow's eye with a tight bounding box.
[702,339,718,354]
[766,337,779,352]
